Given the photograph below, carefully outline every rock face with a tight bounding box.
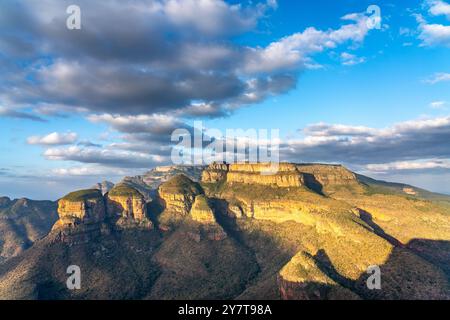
[106,184,152,229]
[53,189,106,244]
[202,163,304,187]
[55,190,105,229]
[53,186,152,241]
[157,175,203,221]
[277,252,360,300]
[189,195,227,241]
[296,164,359,192]
[201,162,359,191]
[190,195,216,224]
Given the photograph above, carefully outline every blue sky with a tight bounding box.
[1,0,450,199]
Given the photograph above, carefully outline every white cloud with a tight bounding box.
[424,72,450,84]
[51,166,130,177]
[366,159,450,172]
[242,13,371,73]
[428,0,450,19]
[163,0,275,36]
[282,116,450,169]
[415,1,450,46]
[43,145,166,168]
[429,100,447,108]
[418,23,450,46]
[27,132,77,146]
[340,52,366,66]
[88,114,185,134]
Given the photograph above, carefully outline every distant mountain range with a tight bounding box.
[0,163,449,299]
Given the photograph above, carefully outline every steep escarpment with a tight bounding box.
[106,184,152,229]
[188,195,227,241]
[156,174,203,227]
[202,163,305,187]
[201,162,361,194]
[52,189,106,243]
[55,189,105,228]
[296,164,361,193]
[53,185,153,243]
[199,162,450,300]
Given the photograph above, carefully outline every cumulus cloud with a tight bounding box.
[0,1,373,119]
[88,114,187,135]
[27,132,78,146]
[43,145,166,168]
[242,13,371,74]
[282,116,450,170]
[428,0,450,19]
[415,1,450,47]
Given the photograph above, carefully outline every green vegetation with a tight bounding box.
[109,184,143,197]
[160,174,203,195]
[201,180,226,196]
[61,189,102,202]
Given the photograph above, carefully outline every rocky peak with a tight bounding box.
[156,174,204,227]
[54,189,105,229]
[106,184,152,229]
[158,174,203,212]
[190,195,216,224]
[189,195,227,241]
[53,185,152,241]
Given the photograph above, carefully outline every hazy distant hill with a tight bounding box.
[0,197,58,263]
[91,181,115,195]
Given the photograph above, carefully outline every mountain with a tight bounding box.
[119,165,204,200]
[0,197,58,263]
[0,163,448,300]
[91,181,115,195]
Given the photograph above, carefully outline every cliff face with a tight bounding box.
[189,195,227,241]
[157,175,203,227]
[106,184,152,229]
[53,186,152,241]
[201,162,360,191]
[55,190,105,229]
[202,163,304,187]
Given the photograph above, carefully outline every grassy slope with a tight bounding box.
[61,189,103,202]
